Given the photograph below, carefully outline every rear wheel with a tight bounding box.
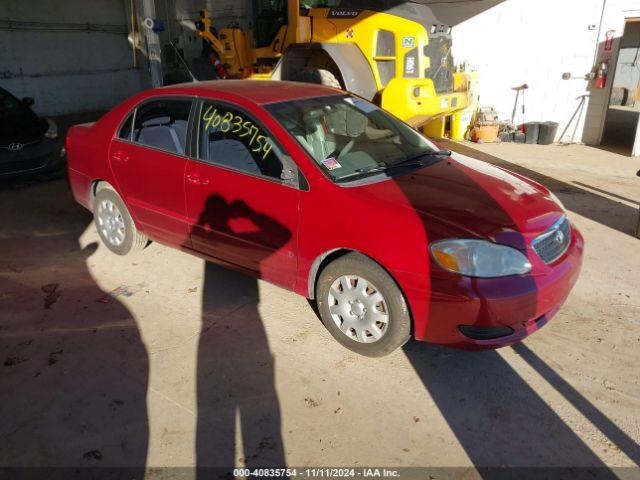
[292,68,341,89]
[316,253,411,357]
[93,185,148,256]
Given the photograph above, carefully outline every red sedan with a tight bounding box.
[67,81,583,357]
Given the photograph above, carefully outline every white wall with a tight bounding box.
[0,0,149,115]
[450,0,640,145]
[450,0,604,143]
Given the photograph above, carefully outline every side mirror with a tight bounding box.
[280,168,297,185]
[21,97,35,107]
[280,155,299,187]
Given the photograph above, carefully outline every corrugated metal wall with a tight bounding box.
[0,0,149,115]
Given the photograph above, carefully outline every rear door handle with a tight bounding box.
[112,151,129,163]
[186,173,210,186]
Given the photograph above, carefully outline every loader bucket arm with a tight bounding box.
[195,10,226,59]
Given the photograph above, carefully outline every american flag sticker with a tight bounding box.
[322,157,342,170]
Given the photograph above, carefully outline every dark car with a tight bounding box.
[0,87,63,178]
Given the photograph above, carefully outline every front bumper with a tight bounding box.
[0,137,64,178]
[420,226,584,349]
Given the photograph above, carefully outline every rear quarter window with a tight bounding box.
[118,113,134,141]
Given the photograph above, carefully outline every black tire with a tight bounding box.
[292,68,342,89]
[93,185,148,256]
[316,253,411,357]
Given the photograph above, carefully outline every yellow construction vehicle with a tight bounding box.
[195,1,470,128]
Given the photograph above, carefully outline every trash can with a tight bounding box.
[538,122,559,145]
[513,131,526,143]
[499,130,513,142]
[525,122,541,144]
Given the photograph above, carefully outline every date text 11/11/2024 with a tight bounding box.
[232,468,401,478]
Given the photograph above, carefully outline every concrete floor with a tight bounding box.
[1,141,639,473]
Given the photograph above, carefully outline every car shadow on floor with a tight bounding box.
[0,180,149,470]
[403,340,626,477]
[193,195,290,471]
[441,141,639,238]
[572,181,639,206]
[512,343,640,466]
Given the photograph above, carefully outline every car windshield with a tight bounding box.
[265,94,441,183]
[0,89,21,112]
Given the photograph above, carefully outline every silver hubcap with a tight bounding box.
[327,275,389,344]
[97,199,125,247]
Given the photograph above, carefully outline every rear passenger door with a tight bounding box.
[110,97,193,246]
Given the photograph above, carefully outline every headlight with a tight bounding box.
[430,239,532,278]
[549,191,566,211]
[44,118,58,139]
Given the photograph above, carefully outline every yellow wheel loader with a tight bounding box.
[196,0,470,127]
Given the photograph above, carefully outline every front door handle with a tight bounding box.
[112,151,129,163]
[186,173,210,186]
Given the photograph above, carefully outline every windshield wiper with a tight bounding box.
[393,149,451,168]
[334,164,387,183]
[334,150,451,183]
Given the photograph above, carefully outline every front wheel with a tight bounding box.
[93,185,148,256]
[316,253,411,357]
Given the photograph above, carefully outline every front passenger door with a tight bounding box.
[186,100,300,289]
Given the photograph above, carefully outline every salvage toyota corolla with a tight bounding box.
[66,81,583,357]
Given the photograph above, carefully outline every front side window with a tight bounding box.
[197,101,284,181]
[132,99,192,155]
[265,94,440,183]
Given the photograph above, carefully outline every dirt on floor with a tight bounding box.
[0,141,639,474]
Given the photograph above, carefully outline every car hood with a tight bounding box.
[353,153,564,250]
[0,107,46,146]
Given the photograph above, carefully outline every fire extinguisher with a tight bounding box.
[596,61,609,89]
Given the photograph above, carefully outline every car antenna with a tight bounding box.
[168,41,198,83]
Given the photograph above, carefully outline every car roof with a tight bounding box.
[157,80,343,105]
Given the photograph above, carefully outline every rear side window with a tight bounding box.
[131,99,192,155]
[197,101,284,180]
